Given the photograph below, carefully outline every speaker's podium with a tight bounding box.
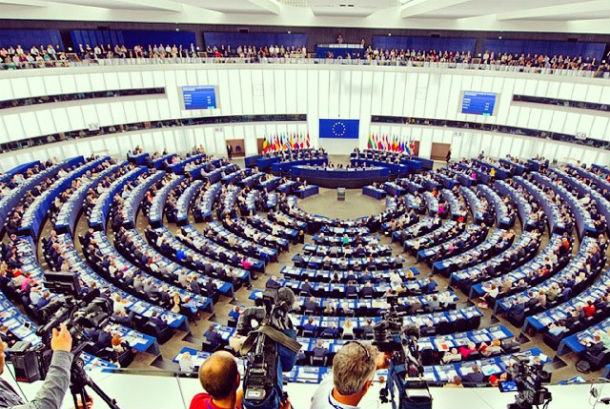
[337,187,346,201]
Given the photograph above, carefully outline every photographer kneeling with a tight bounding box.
[310,342,389,409]
[0,323,74,409]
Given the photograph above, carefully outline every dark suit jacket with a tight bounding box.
[463,371,485,385]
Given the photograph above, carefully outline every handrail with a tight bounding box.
[2,57,609,79]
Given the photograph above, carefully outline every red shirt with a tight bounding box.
[190,393,241,409]
[190,394,225,409]
[583,305,596,317]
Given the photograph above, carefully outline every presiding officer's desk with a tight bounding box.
[289,165,391,188]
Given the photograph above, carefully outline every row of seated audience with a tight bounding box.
[4,39,609,73]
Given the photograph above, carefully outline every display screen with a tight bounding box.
[181,86,218,110]
[498,381,518,392]
[461,91,498,116]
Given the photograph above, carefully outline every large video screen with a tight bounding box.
[461,91,498,116]
[181,86,218,110]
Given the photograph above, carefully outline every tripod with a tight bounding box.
[69,351,121,409]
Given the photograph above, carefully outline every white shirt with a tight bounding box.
[310,378,360,409]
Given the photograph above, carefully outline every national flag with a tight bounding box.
[367,134,373,149]
[405,140,412,155]
[292,133,299,149]
[410,141,416,155]
[306,132,310,148]
[262,136,269,153]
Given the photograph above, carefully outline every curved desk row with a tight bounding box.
[289,165,391,188]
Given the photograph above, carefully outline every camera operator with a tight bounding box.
[230,286,299,409]
[190,351,241,409]
[190,351,291,409]
[310,342,389,409]
[0,323,75,409]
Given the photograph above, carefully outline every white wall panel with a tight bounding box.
[370,71,384,115]
[549,111,567,132]
[20,112,40,137]
[563,112,580,135]
[591,117,609,140]
[141,71,154,88]
[509,136,522,158]
[108,102,126,125]
[557,82,574,99]
[423,73,439,118]
[496,77,513,124]
[88,73,105,91]
[0,117,8,143]
[285,70,298,114]
[546,81,560,98]
[572,84,588,101]
[527,108,541,129]
[96,104,113,127]
[431,74,448,119]
[3,113,24,141]
[117,72,132,89]
[2,64,610,162]
[413,73,428,118]
[35,110,55,135]
[600,86,610,105]
[26,77,45,97]
[576,114,594,139]
[0,79,13,101]
[262,70,276,115]
[392,72,406,117]
[103,137,120,156]
[10,78,30,99]
[349,70,362,119]
[104,72,120,90]
[80,105,99,129]
[380,71,395,116]
[58,75,77,94]
[239,70,255,114]
[128,71,143,90]
[50,108,70,133]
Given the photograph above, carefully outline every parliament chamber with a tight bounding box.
[1,3,610,409]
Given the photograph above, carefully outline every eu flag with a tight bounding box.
[319,119,360,139]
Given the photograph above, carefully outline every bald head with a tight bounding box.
[199,351,239,400]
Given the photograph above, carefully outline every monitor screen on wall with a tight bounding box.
[460,91,498,116]
[181,86,218,110]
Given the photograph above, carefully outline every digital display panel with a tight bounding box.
[461,91,498,116]
[181,86,218,110]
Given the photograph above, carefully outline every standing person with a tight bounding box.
[310,342,389,409]
[227,144,233,160]
[446,149,451,164]
[0,323,81,409]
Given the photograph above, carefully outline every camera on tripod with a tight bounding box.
[235,287,301,409]
[8,271,121,409]
[499,355,552,409]
[373,296,432,409]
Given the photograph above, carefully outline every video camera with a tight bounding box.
[374,295,432,409]
[500,355,552,409]
[236,287,301,409]
[8,272,121,409]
